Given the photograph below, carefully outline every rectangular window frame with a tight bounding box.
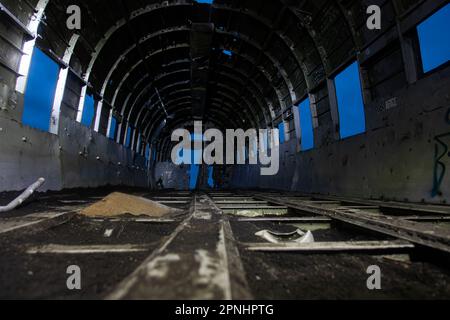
[331,60,367,140]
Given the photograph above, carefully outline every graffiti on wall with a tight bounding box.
[432,108,450,197]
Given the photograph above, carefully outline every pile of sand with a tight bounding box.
[80,192,180,218]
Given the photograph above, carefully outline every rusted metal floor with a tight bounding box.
[1,189,450,299]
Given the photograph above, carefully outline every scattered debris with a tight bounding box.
[104,229,114,238]
[226,209,287,217]
[255,229,315,244]
[0,178,45,213]
[80,192,181,218]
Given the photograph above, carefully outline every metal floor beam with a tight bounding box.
[253,194,450,253]
[107,194,252,300]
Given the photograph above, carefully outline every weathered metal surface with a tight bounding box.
[0,211,76,236]
[190,23,214,119]
[26,244,151,254]
[0,115,149,192]
[254,194,450,253]
[245,240,415,252]
[108,194,252,300]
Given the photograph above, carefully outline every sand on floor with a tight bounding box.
[80,192,180,218]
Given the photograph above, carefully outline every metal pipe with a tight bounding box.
[0,178,45,213]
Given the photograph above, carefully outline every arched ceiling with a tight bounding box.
[36,0,369,149]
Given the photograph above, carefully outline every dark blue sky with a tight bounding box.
[81,94,95,127]
[22,48,59,132]
[334,61,366,139]
[417,4,450,73]
[298,98,314,150]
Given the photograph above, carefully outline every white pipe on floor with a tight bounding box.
[0,178,46,213]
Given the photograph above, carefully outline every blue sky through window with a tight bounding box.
[222,50,233,57]
[298,98,314,151]
[145,143,151,166]
[173,134,209,190]
[334,61,366,139]
[125,126,133,148]
[417,4,450,73]
[207,166,215,188]
[278,122,285,144]
[189,134,203,190]
[108,116,117,140]
[189,165,200,190]
[22,48,59,132]
[81,94,95,127]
